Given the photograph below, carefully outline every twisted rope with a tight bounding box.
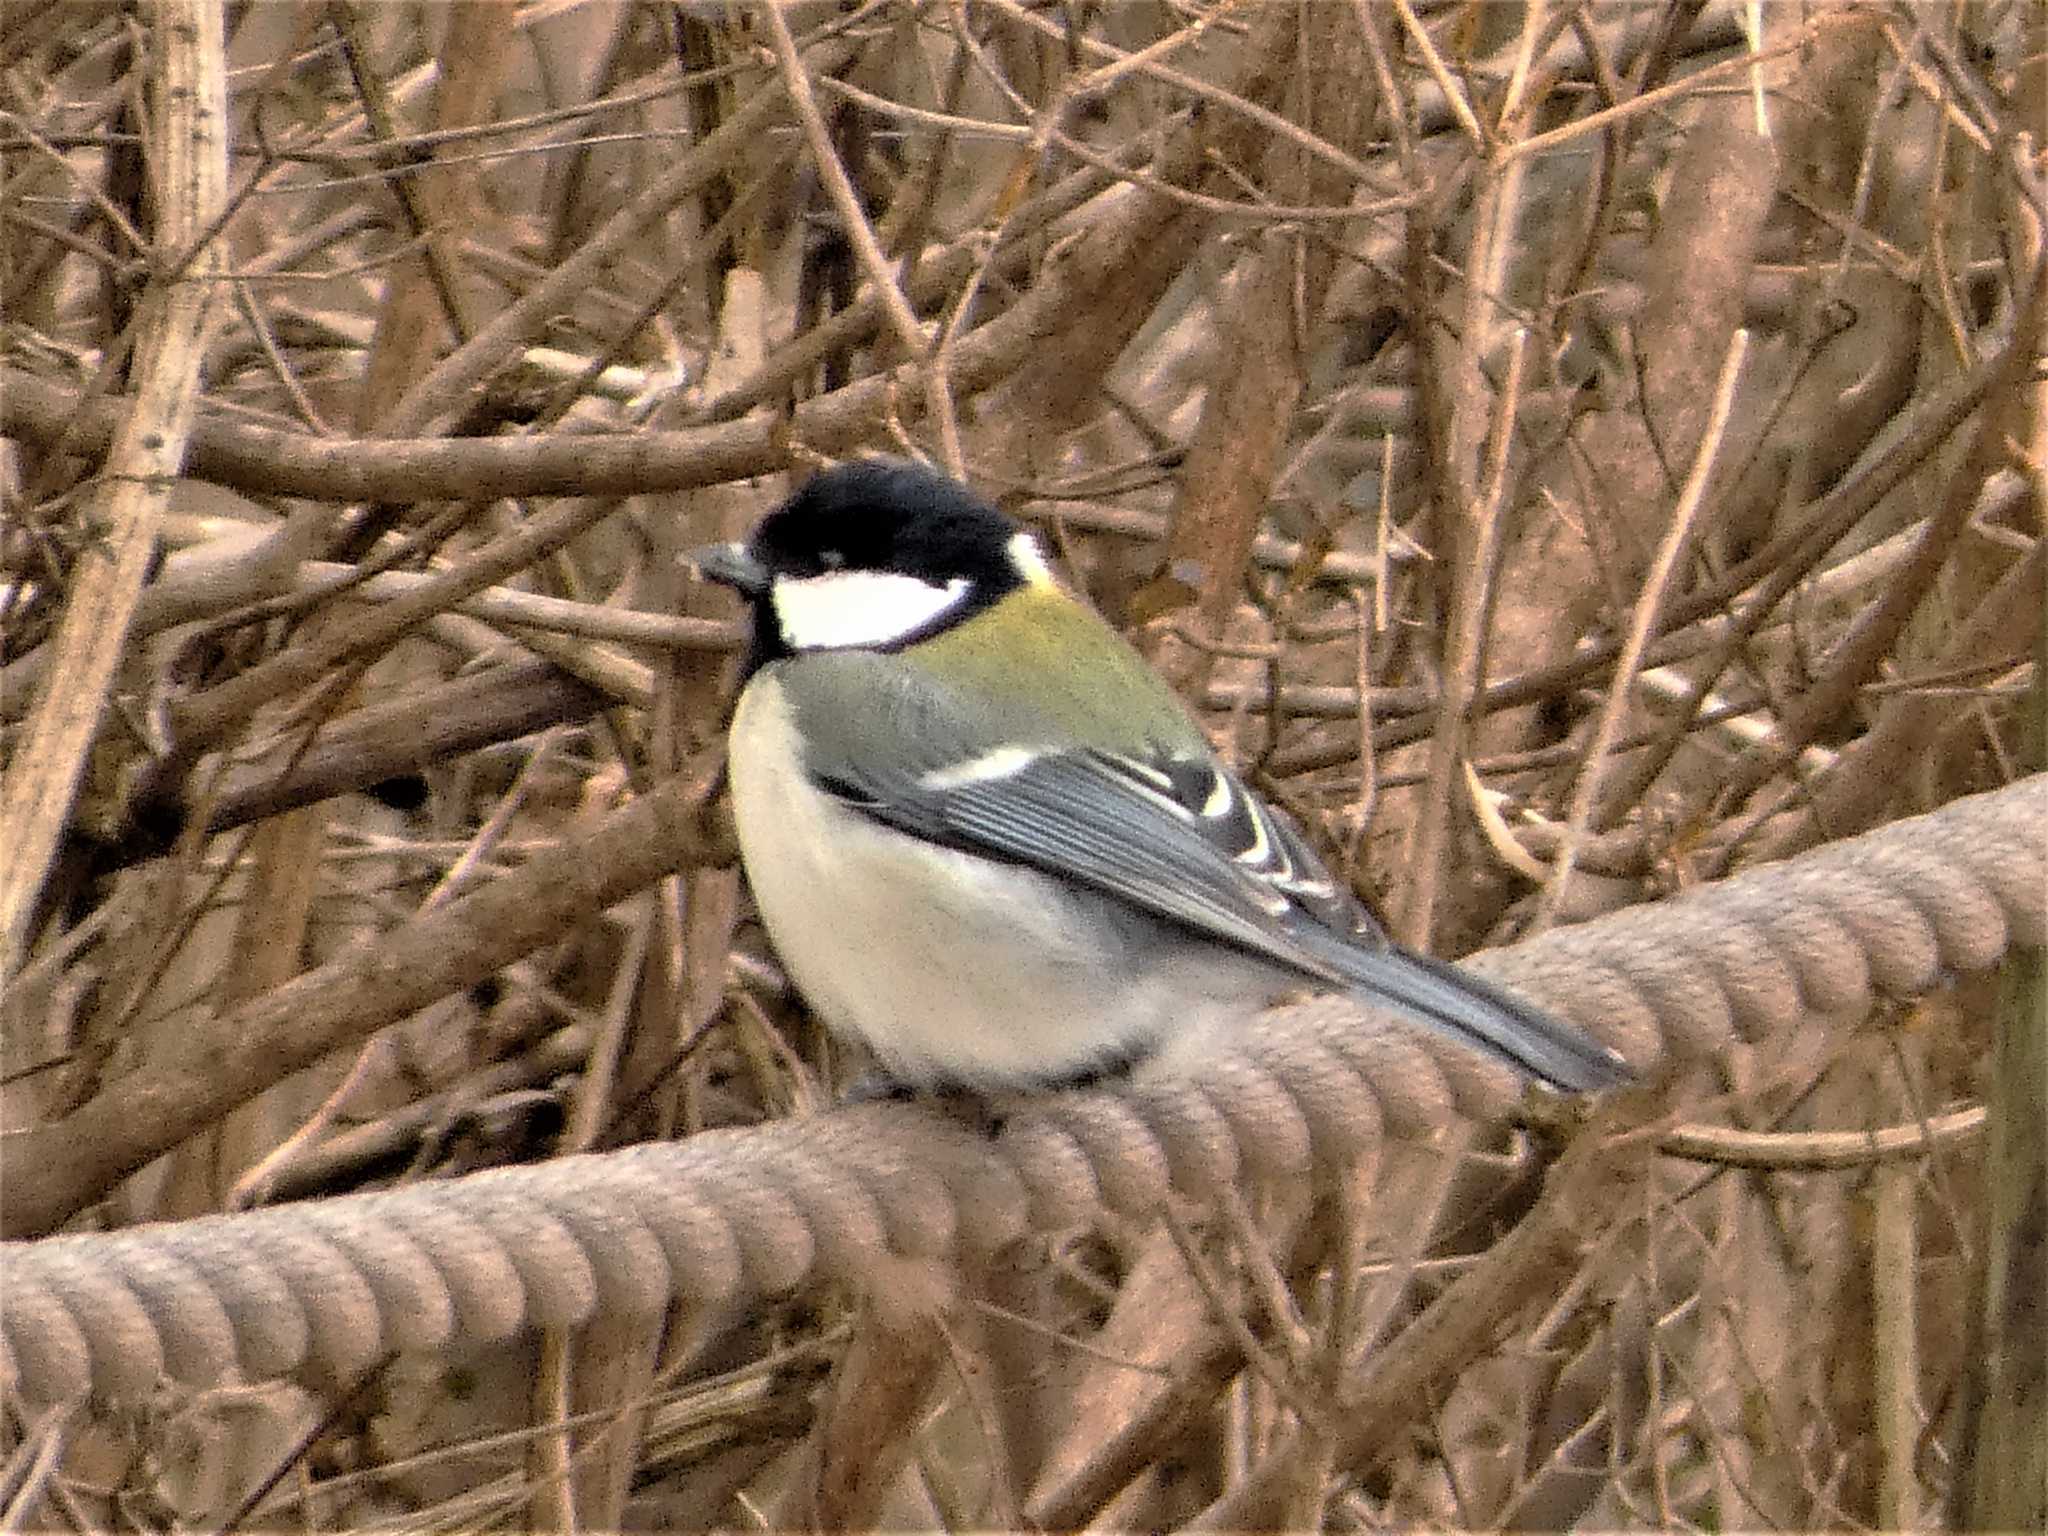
[4,775,2041,1405]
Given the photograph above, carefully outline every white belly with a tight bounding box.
[729,679,1273,1089]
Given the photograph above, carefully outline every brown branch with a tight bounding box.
[0,0,227,975]
[1,758,734,1238]
[1659,1106,1985,1171]
[1532,330,1749,930]
[1708,260,2045,860]
[1402,331,1527,948]
[164,659,606,851]
[1188,1111,1648,1529]
[1262,340,2014,778]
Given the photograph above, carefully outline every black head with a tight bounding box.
[753,459,1021,582]
[702,460,1038,668]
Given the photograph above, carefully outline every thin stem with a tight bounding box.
[758,0,928,365]
[1531,329,1749,932]
[1403,327,1527,949]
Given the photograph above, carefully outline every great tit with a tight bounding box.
[697,458,1629,1097]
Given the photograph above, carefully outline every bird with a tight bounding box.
[695,457,1629,1099]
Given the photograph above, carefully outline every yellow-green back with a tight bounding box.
[904,584,1205,754]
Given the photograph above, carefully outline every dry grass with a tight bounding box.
[2,1,2042,1529]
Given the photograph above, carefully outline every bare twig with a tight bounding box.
[1531,330,1749,931]
[1501,8,1876,165]
[1872,1162,1922,1530]
[1659,1106,1985,1170]
[0,0,227,975]
[1402,328,1527,949]
[757,0,928,368]
[1388,0,1490,150]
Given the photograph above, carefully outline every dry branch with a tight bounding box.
[0,0,228,973]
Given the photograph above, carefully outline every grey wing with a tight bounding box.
[781,659,1358,985]
[933,749,1375,980]
[912,752,1630,1092]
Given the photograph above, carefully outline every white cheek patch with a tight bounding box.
[771,569,972,651]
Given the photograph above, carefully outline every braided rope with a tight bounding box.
[4,775,2041,1405]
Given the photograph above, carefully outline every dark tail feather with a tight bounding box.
[1318,941,1631,1093]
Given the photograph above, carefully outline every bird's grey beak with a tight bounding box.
[692,541,769,597]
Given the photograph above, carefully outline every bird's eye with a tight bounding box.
[819,549,846,570]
